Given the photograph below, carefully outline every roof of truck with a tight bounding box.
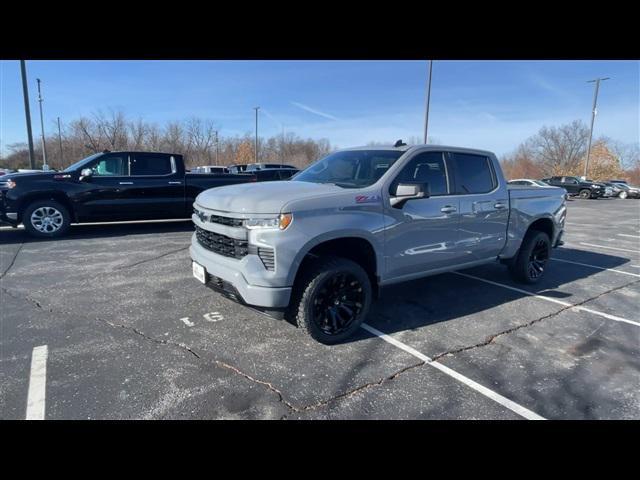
[341,144,495,156]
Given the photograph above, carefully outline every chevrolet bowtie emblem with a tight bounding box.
[197,210,208,222]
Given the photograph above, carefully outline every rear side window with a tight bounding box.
[391,152,448,196]
[449,153,496,194]
[131,154,173,176]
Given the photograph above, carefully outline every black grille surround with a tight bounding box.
[195,225,248,259]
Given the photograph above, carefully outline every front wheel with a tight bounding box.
[288,256,372,344]
[508,230,551,284]
[619,191,628,199]
[22,200,71,238]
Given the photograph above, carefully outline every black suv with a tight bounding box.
[541,176,605,199]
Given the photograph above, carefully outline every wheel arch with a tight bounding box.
[18,192,76,223]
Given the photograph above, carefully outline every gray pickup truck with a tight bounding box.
[190,143,567,343]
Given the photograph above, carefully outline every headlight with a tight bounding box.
[244,213,293,230]
[591,184,600,188]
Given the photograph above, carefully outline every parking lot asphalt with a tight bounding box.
[1,198,639,420]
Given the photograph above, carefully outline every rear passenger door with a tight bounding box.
[448,152,509,263]
[128,153,185,219]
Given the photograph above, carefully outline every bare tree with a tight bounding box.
[527,120,590,175]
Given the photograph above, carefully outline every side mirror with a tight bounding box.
[80,168,93,181]
[390,182,428,207]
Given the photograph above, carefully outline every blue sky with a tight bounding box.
[1,60,638,157]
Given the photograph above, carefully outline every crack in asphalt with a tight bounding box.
[431,277,640,362]
[114,246,190,270]
[3,285,424,416]
[0,242,25,281]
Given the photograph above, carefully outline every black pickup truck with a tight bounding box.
[0,151,256,238]
[541,176,606,199]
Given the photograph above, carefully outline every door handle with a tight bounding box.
[168,181,182,185]
[119,182,133,185]
[494,202,507,209]
[440,205,457,214]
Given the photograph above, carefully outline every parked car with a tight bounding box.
[191,166,229,174]
[600,182,624,197]
[611,182,640,199]
[508,179,551,186]
[191,143,567,344]
[541,176,605,199]
[0,151,257,238]
[227,164,248,174]
[245,163,297,172]
[252,167,299,181]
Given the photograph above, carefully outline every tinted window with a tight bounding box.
[392,152,448,195]
[450,153,495,194]
[278,169,297,180]
[91,155,127,176]
[130,154,173,176]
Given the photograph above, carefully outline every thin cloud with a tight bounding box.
[291,101,338,121]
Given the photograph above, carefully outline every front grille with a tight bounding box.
[195,225,248,259]
[258,247,275,271]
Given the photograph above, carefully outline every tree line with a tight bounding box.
[2,111,639,184]
[499,120,640,183]
[0,109,332,171]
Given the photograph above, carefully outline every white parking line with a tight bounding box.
[551,258,640,278]
[361,324,545,420]
[26,345,48,420]
[578,242,640,254]
[452,272,640,328]
[618,234,640,239]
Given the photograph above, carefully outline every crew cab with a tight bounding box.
[190,143,567,344]
[541,176,605,199]
[0,151,256,238]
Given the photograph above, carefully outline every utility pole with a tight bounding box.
[423,60,433,144]
[253,106,260,163]
[36,78,48,170]
[214,130,219,165]
[20,61,36,169]
[281,125,285,162]
[57,117,64,164]
[584,77,610,179]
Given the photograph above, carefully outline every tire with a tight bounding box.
[288,255,372,344]
[508,230,551,285]
[619,191,628,199]
[22,199,71,238]
[579,189,591,199]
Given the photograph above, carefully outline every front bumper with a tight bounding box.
[190,237,292,308]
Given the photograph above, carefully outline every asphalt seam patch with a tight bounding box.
[0,242,25,281]
[4,286,425,417]
[431,276,640,361]
[114,246,190,270]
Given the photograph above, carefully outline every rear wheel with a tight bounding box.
[288,256,372,344]
[579,189,591,199]
[619,191,628,199]
[509,230,551,284]
[23,200,71,238]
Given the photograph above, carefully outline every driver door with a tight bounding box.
[383,150,463,280]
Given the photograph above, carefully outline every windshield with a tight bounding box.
[293,150,405,188]
[62,153,104,172]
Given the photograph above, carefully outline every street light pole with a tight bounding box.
[36,78,48,169]
[253,107,260,163]
[57,117,64,164]
[584,77,610,178]
[423,60,433,144]
[20,61,36,169]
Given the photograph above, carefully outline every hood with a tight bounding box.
[4,171,57,180]
[195,180,343,214]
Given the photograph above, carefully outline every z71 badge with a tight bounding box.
[355,194,380,204]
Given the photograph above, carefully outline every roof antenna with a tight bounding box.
[394,139,406,147]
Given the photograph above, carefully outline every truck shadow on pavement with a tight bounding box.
[349,247,634,342]
[0,220,194,245]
